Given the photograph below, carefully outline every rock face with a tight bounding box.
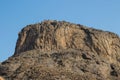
[0,20,120,80]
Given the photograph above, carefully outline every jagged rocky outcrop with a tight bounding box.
[0,20,120,80]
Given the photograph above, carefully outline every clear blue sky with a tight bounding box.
[0,0,120,62]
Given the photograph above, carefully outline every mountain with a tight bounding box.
[0,20,120,80]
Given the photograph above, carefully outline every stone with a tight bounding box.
[0,76,5,80]
[0,20,120,80]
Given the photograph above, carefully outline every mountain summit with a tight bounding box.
[0,20,120,80]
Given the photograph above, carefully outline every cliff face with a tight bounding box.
[0,20,120,80]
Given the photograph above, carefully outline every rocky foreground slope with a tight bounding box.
[0,20,120,80]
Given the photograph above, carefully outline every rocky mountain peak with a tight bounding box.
[15,20,83,54]
[15,20,120,57]
[1,20,120,80]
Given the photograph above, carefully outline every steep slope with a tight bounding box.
[0,20,120,80]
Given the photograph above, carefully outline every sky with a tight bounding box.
[0,0,120,62]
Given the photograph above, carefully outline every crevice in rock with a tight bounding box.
[82,53,91,60]
[110,64,118,77]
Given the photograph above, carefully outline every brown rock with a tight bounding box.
[0,20,120,80]
[0,76,5,80]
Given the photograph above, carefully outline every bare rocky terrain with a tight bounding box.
[0,20,120,80]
